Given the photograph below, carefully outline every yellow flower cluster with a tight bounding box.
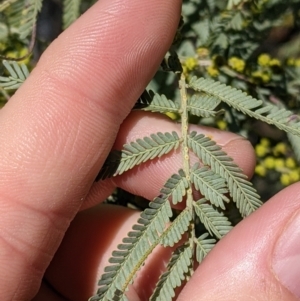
[269,58,281,67]
[258,54,271,66]
[197,47,209,57]
[258,54,281,68]
[287,58,300,67]
[280,170,300,186]
[251,70,271,83]
[5,47,31,65]
[206,65,219,77]
[184,57,198,71]
[182,57,198,78]
[216,120,227,130]
[228,57,245,72]
[251,54,282,84]
[254,138,300,186]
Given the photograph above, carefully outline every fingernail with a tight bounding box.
[272,210,300,298]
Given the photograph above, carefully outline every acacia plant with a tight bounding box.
[1,0,300,300]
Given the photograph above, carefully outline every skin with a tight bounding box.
[0,0,300,300]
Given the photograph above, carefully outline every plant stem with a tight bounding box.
[179,73,195,277]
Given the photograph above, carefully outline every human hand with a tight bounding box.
[1,0,299,300]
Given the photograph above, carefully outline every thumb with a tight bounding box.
[177,182,300,301]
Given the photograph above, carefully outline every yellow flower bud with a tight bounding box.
[289,170,300,182]
[258,54,271,66]
[264,156,275,169]
[280,173,290,186]
[165,112,179,121]
[255,144,268,157]
[285,157,297,169]
[255,164,267,177]
[206,65,219,77]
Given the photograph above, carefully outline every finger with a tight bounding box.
[176,182,300,301]
[84,110,256,208]
[42,204,175,301]
[0,0,181,299]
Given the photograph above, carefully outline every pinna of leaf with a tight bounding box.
[88,73,281,301]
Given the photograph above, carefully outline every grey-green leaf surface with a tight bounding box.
[160,208,192,247]
[189,77,300,137]
[18,0,43,40]
[195,233,216,263]
[0,60,29,90]
[287,132,300,163]
[150,244,192,301]
[190,163,230,209]
[188,132,262,217]
[90,194,173,301]
[0,0,18,11]
[160,169,189,205]
[187,94,222,118]
[63,0,81,29]
[194,199,233,239]
[97,132,180,180]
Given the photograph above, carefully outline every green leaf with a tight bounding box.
[160,208,192,247]
[195,233,216,263]
[18,0,43,40]
[194,198,233,239]
[188,132,262,217]
[287,132,300,163]
[150,244,193,301]
[227,0,244,10]
[189,77,300,137]
[91,194,173,301]
[0,60,29,90]
[190,163,230,209]
[63,0,81,29]
[97,132,181,180]
[0,0,18,12]
[192,18,210,45]
[228,12,244,31]
[160,169,189,205]
[187,94,222,118]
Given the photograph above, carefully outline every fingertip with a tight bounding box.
[177,183,300,301]
[111,111,257,201]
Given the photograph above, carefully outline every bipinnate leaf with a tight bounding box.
[160,208,192,247]
[90,194,172,301]
[193,18,210,45]
[287,132,300,163]
[0,0,18,11]
[189,77,300,136]
[63,0,81,29]
[0,60,29,90]
[190,163,230,209]
[160,169,189,205]
[187,94,222,118]
[195,233,216,263]
[188,132,262,217]
[97,132,180,180]
[18,0,43,40]
[194,198,233,239]
[150,244,193,301]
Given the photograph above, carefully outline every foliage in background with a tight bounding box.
[173,0,300,199]
[1,0,300,300]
